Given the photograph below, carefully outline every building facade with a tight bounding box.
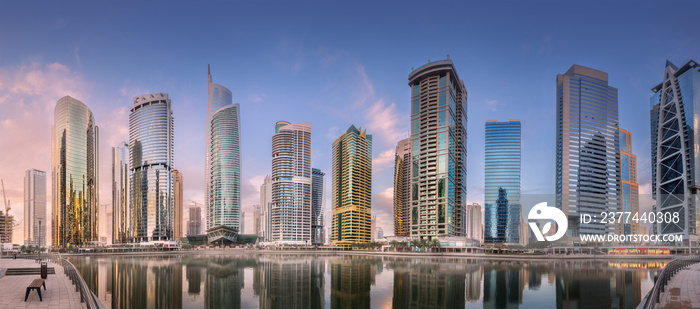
[205,65,242,238]
[271,121,312,242]
[331,125,372,246]
[619,129,640,238]
[312,168,325,245]
[129,93,174,242]
[408,59,468,239]
[650,60,700,242]
[260,175,272,240]
[393,138,411,237]
[173,169,184,241]
[188,206,203,236]
[556,65,620,237]
[51,95,99,248]
[24,169,46,247]
[484,120,521,244]
[112,142,130,244]
[466,203,482,243]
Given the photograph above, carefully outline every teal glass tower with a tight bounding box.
[205,65,241,242]
[484,120,521,244]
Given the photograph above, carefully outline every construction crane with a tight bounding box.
[1,179,11,256]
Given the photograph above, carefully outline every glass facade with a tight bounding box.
[312,168,325,245]
[556,65,620,236]
[650,60,700,239]
[24,169,47,247]
[112,142,130,244]
[484,120,521,244]
[393,138,411,237]
[271,121,312,241]
[51,95,99,248]
[129,93,174,242]
[407,60,468,238]
[619,129,639,237]
[331,125,373,246]
[206,66,241,237]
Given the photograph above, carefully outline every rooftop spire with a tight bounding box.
[208,64,212,83]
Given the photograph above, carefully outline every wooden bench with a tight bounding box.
[24,279,45,302]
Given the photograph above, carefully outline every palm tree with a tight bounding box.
[429,238,441,251]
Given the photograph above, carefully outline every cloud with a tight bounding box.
[247,92,266,103]
[372,149,395,172]
[372,187,395,236]
[486,99,499,112]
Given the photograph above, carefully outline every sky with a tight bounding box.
[1,1,699,244]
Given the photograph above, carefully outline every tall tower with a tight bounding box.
[260,175,272,240]
[484,120,521,244]
[393,138,411,237]
[271,121,312,242]
[173,169,183,241]
[51,95,99,248]
[112,142,130,244]
[556,65,619,237]
[619,129,639,237]
[24,169,47,247]
[205,65,242,235]
[311,168,325,245]
[129,93,174,242]
[650,60,700,242]
[331,125,372,246]
[408,59,468,238]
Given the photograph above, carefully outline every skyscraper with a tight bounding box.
[619,129,639,237]
[253,205,262,237]
[650,60,700,240]
[130,93,174,242]
[271,121,312,242]
[188,205,202,236]
[260,175,272,240]
[331,125,372,246]
[484,120,521,244]
[466,203,482,243]
[393,138,411,237]
[311,168,325,245]
[51,95,99,248]
[112,142,130,244]
[173,169,184,242]
[205,65,242,238]
[24,169,46,247]
[408,59,468,239]
[556,65,619,237]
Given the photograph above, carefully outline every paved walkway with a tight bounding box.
[0,258,85,308]
[658,262,700,309]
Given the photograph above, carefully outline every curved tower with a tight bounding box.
[129,93,174,242]
[51,95,99,248]
[205,65,241,241]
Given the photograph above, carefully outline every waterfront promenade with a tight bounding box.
[0,258,85,308]
[657,262,700,309]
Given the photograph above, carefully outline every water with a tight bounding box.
[67,253,667,309]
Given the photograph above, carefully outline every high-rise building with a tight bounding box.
[173,169,184,241]
[619,129,639,238]
[271,121,312,242]
[188,206,203,236]
[393,138,411,237]
[260,175,272,240]
[24,169,46,247]
[466,203,482,243]
[331,125,372,246]
[377,227,384,240]
[130,93,174,242]
[51,95,99,248]
[205,65,242,239]
[0,211,13,244]
[371,215,376,242]
[254,204,261,237]
[650,60,700,241]
[484,120,521,244]
[311,168,325,245]
[241,212,245,234]
[556,65,619,237]
[408,59,468,239]
[112,142,130,244]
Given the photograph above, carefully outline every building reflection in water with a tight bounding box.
[185,257,205,297]
[254,254,325,309]
[331,256,374,309]
[390,258,468,308]
[204,256,246,308]
[482,261,526,309]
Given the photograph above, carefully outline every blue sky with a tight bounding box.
[1,1,699,241]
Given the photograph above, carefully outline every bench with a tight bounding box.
[24,279,46,302]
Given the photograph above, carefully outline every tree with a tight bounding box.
[429,238,441,251]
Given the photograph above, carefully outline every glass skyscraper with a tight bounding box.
[173,169,183,241]
[311,168,325,245]
[393,138,411,237]
[619,129,639,237]
[24,169,46,247]
[271,121,312,242]
[129,93,174,242]
[556,65,619,237]
[112,141,130,244]
[331,125,372,246]
[408,59,468,239]
[51,95,99,248]
[650,60,700,241]
[484,120,521,244]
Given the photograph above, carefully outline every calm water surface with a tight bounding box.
[68,253,667,309]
